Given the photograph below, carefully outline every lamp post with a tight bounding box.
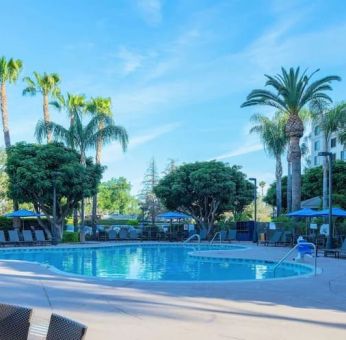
[249,177,258,243]
[318,152,333,249]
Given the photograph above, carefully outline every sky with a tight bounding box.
[1,0,346,194]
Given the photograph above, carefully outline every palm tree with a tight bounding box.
[242,67,341,211]
[23,72,61,143]
[86,97,128,234]
[250,113,287,216]
[310,100,346,209]
[259,181,266,196]
[0,57,23,148]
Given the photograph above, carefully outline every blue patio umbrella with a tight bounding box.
[157,211,191,219]
[4,209,43,218]
[286,208,318,217]
[313,207,346,218]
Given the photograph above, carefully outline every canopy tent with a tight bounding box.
[286,208,318,217]
[313,207,346,218]
[4,209,43,218]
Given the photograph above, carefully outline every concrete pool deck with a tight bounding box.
[0,242,345,339]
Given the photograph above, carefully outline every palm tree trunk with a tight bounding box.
[287,159,292,213]
[322,135,328,209]
[275,155,282,217]
[290,136,302,211]
[92,126,103,238]
[0,82,11,148]
[43,94,52,143]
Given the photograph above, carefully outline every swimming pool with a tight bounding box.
[0,243,313,281]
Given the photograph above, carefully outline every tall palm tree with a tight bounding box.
[86,97,128,234]
[259,181,266,196]
[0,57,23,148]
[310,100,346,209]
[23,72,61,143]
[250,112,287,216]
[242,67,341,211]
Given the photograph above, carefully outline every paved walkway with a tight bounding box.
[0,242,345,340]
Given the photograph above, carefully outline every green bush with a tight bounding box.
[62,231,79,243]
[0,217,13,229]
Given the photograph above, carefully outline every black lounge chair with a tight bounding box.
[107,230,117,241]
[263,231,283,246]
[119,228,129,240]
[34,230,51,245]
[324,239,346,258]
[0,303,32,340]
[46,313,87,340]
[22,230,35,245]
[129,229,139,240]
[8,230,21,246]
[0,231,6,247]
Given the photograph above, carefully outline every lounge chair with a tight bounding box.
[46,313,87,340]
[227,230,237,242]
[107,230,117,241]
[324,239,346,258]
[129,229,139,240]
[0,230,6,247]
[8,230,21,246]
[34,230,51,245]
[0,303,32,340]
[22,230,35,245]
[119,228,129,240]
[263,231,283,246]
[220,230,227,241]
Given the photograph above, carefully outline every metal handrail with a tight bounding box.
[273,242,317,277]
[210,231,222,245]
[184,234,201,243]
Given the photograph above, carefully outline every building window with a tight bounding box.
[314,126,320,136]
[314,140,320,151]
[331,138,336,148]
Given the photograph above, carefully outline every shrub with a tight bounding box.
[62,231,79,243]
[0,217,13,229]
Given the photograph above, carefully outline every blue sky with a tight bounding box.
[1,0,346,194]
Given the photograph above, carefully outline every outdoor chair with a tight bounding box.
[107,230,117,241]
[263,231,283,246]
[119,228,129,240]
[34,230,51,245]
[324,239,346,259]
[8,230,21,246]
[129,229,139,240]
[278,231,293,246]
[220,230,227,241]
[227,229,237,242]
[0,303,32,340]
[0,231,6,247]
[46,313,87,340]
[199,228,208,241]
[22,230,35,245]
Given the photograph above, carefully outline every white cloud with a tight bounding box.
[136,0,162,26]
[213,143,263,161]
[117,47,145,75]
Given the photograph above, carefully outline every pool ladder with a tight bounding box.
[210,231,222,245]
[272,242,317,277]
[184,234,201,243]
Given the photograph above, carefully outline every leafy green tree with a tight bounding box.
[242,67,341,211]
[265,161,346,209]
[250,112,287,216]
[6,143,102,240]
[0,57,23,148]
[139,158,163,224]
[154,161,253,233]
[310,100,346,209]
[23,72,61,143]
[98,177,140,215]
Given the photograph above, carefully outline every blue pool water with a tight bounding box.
[0,244,313,281]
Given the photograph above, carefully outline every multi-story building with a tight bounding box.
[310,122,346,167]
